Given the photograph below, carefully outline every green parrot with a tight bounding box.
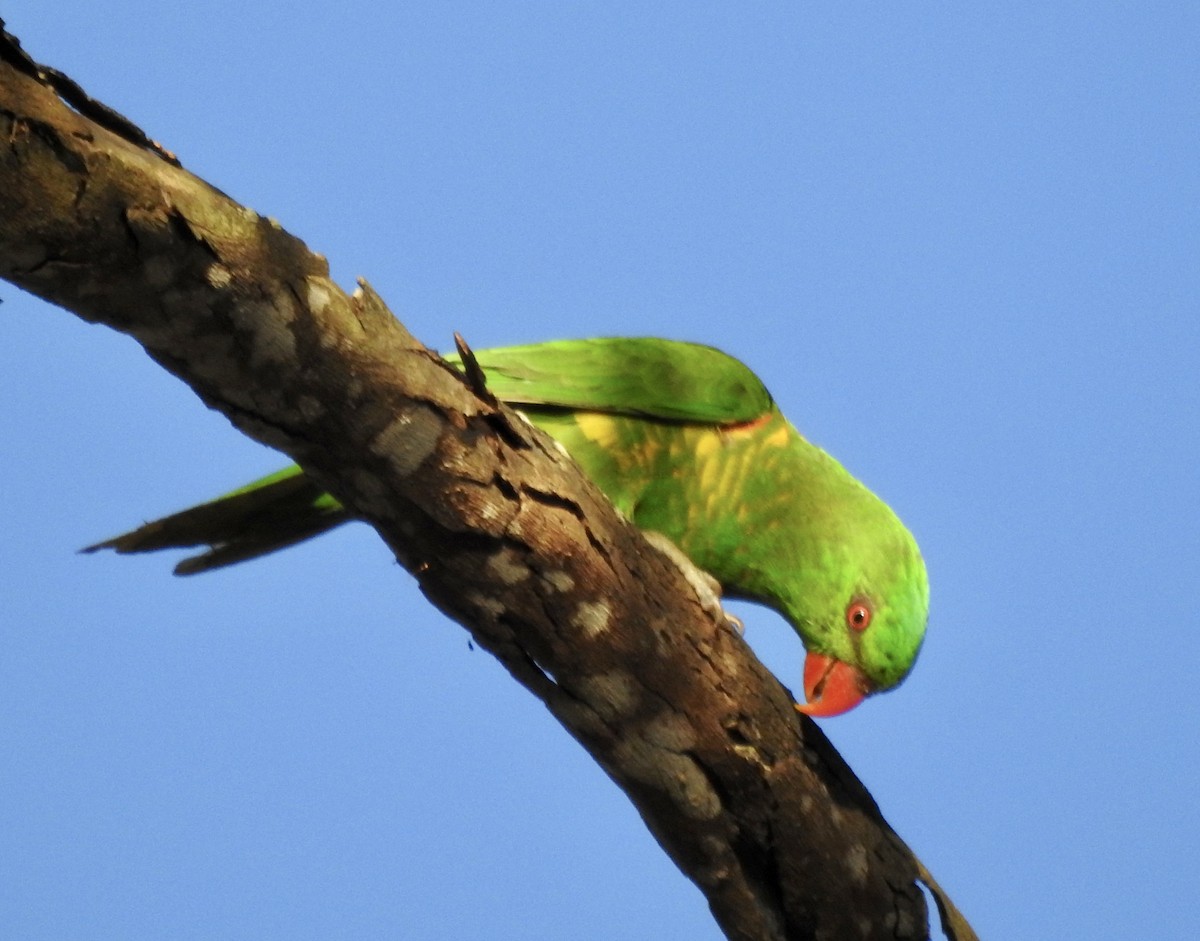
[85,338,928,717]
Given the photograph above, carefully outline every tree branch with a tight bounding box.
[0,23,975,941]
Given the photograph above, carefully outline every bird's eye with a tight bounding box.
[846,601,872,632]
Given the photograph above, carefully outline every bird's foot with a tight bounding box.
[643,531,744,635]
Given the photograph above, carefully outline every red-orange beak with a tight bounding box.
[795,652,871,718]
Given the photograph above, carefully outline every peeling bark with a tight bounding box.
[0,23,976,941]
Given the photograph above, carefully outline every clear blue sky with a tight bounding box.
[2,4,1196,938]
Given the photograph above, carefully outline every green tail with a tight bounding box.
[82,466,347,575]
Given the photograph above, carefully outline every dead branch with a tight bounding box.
[0,22,975,941]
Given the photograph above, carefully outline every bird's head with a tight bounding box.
[788,504,929,718]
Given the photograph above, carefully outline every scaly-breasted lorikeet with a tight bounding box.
[86,338,928,717]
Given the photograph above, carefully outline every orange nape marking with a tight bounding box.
[795,652,871,718]
[722,412,773,435]
[721,411,790,448]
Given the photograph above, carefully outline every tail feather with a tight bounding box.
[83,466,351,575]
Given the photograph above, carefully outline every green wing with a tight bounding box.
[452,338,774,425]
[85,338,775,573]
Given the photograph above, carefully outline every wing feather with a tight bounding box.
[451,337,774,425]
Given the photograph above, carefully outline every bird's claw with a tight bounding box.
[644,531,742,634]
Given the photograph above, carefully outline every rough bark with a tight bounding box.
[0,23,976,941]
